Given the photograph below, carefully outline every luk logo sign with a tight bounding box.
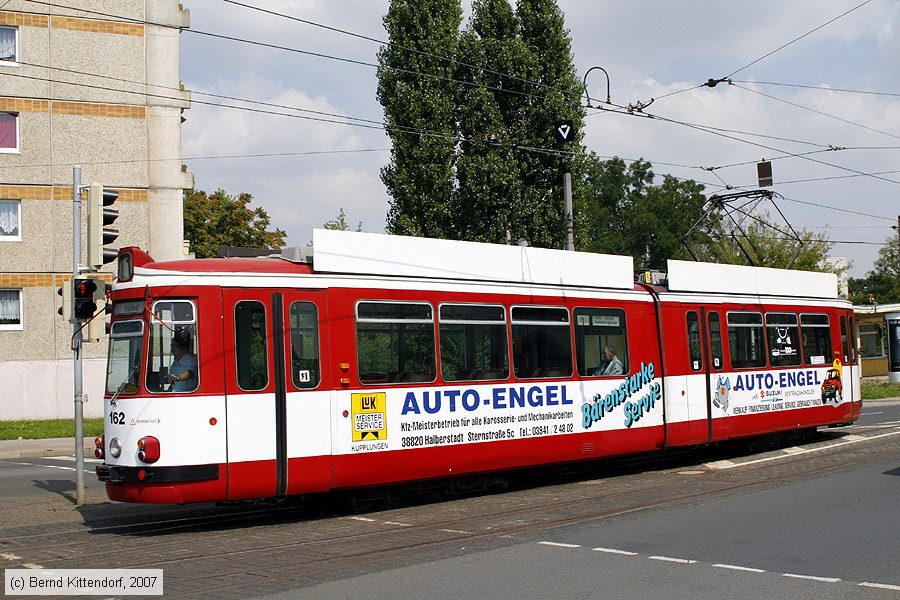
[352,392,387,441]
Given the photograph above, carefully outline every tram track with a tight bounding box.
[142,436,900,599]
[1,425,894,595]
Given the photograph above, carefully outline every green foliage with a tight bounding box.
[379,0,586,247]
[0,418,104,440]
[576,156,710,269]
[849,235,900,304]
[323,208,363,232]
[183,188,286,258]
[860,380,900,400]
[699,218,836,272]
[378,0,462,238]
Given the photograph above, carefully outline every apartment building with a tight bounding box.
[0,1,191,419]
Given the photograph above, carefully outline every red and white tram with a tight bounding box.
[96,230,860,504]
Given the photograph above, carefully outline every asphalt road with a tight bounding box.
[0,400,898,599]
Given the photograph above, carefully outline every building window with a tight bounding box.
[0,289,23,330]
[0,200,21,240]
[0,112,18,152]
[859,322,885,359]
[0,26,16,64]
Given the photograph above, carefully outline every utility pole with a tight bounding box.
[72,166,86,506]
[563,172,574,251]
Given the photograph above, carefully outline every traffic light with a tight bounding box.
[72,277,99,321]
[57,280,72,322]
[85,283,110,342]
[87,183,119,269]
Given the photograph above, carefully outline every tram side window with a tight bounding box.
[800,313,832,365]
[235,301,268,391]
[686,311,703,372]
[574,307,627,377]
[766,313,801,367]
[727,312,766,369]
[439,304,509,382]
[511,306,572,379]
[146,300,199,393]
[708,312,724,370]
[840,315,850,364]
[357,301,436,384]
[849,315,858,363]
[289,302,320,389]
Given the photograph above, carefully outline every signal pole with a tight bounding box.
[72,166,85,506]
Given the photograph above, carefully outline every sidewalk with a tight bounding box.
[0,437,95,460]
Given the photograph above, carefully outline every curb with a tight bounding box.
[0,437,95,460]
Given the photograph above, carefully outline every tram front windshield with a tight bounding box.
[106,320,144,396]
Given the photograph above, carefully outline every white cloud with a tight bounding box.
[181,0,900,275]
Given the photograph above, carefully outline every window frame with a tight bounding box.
[288,300,321,390]
[0,288,23,330]
[799,313,832,366]
[234,299,269,392]
[438,302,509,382]
[0,111,19,154]
[726,310,767,370]
[510,304,573,380]
[0,199,21,241]
[765,312,802,368]
[0,26,18,66]
[355,299,437,385]
[707,311,724,371]
[145,299,199,394]
[573,306,628,378]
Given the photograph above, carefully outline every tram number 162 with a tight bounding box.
[110,411,126,425]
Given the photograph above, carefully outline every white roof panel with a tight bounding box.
[666,259,838,299]
[313,229,635,290]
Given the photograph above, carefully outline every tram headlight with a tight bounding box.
[109,437,122,459]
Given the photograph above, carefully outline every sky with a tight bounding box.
[179,0,900,277]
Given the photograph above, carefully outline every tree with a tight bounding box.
[377,0,462,238]
[323,208,363,232]
[378,0,586,247]
[576,155,710,269]
[183,188,286,258]
[849,235,900,304]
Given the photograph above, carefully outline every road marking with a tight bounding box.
[46,456,102,464]
[593,547,638,556]
[0,553,22,561]
[676,470,706,475]
[346,516,375,522]
[22,563,43,569]
[859,582,900,591]
[860,411,883,416]
[3,461,92,474]
[881,420,900,426]
[713,563,765,573]
[383,521,411,527]
[439,529,472,535]
[704,459,735,469]
[841,434,865,441]
[649,556,697,564]
[781,446,805,455]
[539,541,581,549]
[783,573,841,583]
[708,428,900,469]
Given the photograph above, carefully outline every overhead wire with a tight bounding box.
[724,0,875,79]
[732,80,900,99]
[730,82,900,141]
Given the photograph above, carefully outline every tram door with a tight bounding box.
[684,307,713,443]
[222,289,330,500]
